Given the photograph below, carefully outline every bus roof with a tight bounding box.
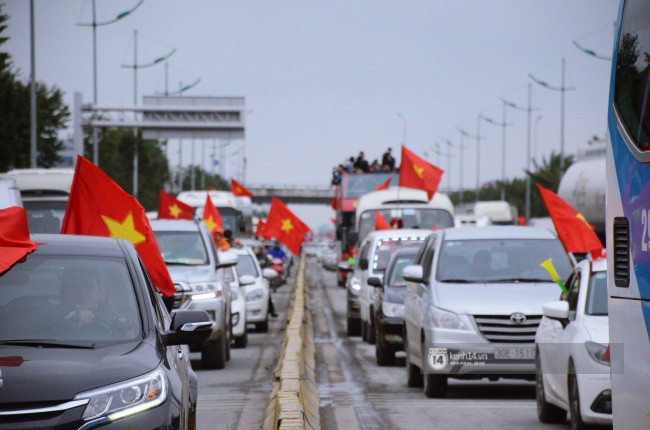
[0,168,74,196]
[176,190,252,209]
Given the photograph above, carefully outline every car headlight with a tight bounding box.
[349,279,361,294]
[382,301,404,318]
[190,282,221,298]
[427,306,470,331]
[75,367,167,421]
[585,341,610,366]
[246,289,264,302]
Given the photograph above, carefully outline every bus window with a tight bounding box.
[614,0,650,150]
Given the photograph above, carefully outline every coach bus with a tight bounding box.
[607,0,650,427]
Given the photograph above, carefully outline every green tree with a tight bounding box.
[174,165,229,192]
[0,5,70,172]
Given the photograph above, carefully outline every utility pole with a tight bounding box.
[526,83,532,222]
[191,139,196,190]
[201,140,206,189]
[476,115,482,202]
[29,0,37,168]
[78,0,144,166]
[132,29,138,198]
[178,140,183,192]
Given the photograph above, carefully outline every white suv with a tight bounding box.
[151,219,237,369]
[535,258,611,428]
[403,226,572,398]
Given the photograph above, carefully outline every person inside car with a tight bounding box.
[472,249,494,279]
[60,270,110,332]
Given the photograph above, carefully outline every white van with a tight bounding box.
[177,190,253,237]
[0,168,74,233]
[457,200,517,225]
[355,187,455,244]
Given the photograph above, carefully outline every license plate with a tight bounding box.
[494,347,535,360]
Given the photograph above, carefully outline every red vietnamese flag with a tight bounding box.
[0,207,37,275]
[374,178,392,191]
[537,184,604,255]
[263,197,312,254]
[375,210,391,230]
[158,191,194,220]
[399,146,444,200]
[203,195,224,234]
[61,156,175,297]
[231,179,253,198]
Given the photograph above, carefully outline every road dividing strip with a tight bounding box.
[263,257,321,430]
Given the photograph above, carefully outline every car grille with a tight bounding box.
[473,314,542,343]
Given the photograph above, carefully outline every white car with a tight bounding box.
[403,226,573,398]
[222,265,248,348]
[356,229,428,345]
[151,219,236,370]
[535,258,611,428]
[234,247,277,332]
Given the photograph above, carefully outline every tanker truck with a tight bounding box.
[557,138,606,242]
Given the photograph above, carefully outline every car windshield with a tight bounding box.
[23,201,67,234]
[586,271,608,316]
[237,255,259,277]
[372,238,424,273]
[345,173,398,199]
[0,255,142,345]
[155,231,209,265]
[358,208,453,242]
[437,238,572,283]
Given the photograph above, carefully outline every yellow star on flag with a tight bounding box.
[102,212,146,246]
[168,204,182,218]
[576,213,593,229]
[204,216,217,233]
[413,164,424,179]
[281,218,294,233]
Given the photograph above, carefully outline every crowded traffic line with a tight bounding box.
[1,1,645,429]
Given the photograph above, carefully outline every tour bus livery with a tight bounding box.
[606,1,650,428]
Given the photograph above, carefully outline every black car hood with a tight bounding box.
[0,340,161,404]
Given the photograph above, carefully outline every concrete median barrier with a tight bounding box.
[263,257,321,430]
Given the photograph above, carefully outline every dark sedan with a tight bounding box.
[371,248,417,366]
[0,234,212,429]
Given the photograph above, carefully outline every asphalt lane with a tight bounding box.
[307,259,571,430]
[192,266,294,430]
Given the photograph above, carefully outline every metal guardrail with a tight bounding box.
[263,258,321,430]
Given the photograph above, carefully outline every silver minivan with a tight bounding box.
[403,226,572,398]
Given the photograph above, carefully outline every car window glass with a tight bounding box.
[371,237,424,273]
[154,230,209,265]
[139,259,167,331]
[0,255,142,345]
[237,255,259,277]
[586,271,608,316]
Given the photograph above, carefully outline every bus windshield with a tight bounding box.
[23,200,67,234]
[358,208,454,243]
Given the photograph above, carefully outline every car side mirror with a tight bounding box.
[163,310,213,346]
[217,250,238,268]
[543,301,570,326]
[262,268,277,279]
[338,261,353,272]
[367,276,382,287]
[239,274,256,286]
[402,265,425,283]
[358,258,369,271]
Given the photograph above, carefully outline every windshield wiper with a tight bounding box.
[483,278,551,283]
[164,261,200,266]
[439,279,474,283]
[0,340,96,349]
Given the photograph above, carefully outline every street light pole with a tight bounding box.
[526,83,532,222]
[133,29,138,198]
[476,115,481,202]
[479,110,513,200]
[29,0,37,168]
[529,58,575,175]
[458,131,465,203]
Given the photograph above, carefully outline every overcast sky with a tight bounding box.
[5,1,618,229]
